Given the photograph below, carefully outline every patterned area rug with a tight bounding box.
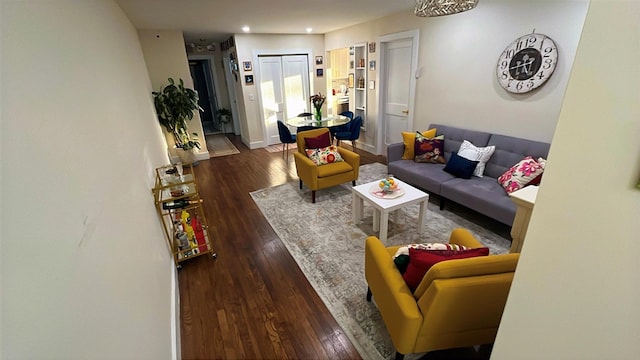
[250,163,511,360]
[264,142,297,153]
[206,134,240,157]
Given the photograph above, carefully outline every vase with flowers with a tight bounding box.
[310,93,326,122]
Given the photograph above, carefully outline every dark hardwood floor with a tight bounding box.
[179,134,499,359]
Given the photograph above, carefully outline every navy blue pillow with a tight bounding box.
[443,152,479,179]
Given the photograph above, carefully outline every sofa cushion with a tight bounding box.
[402,247,490,291]
[441,176,518,225]
[305,145,344,166]
[443,152,479,179]
[483,134,550,179]
[457,140,496,177]
[387,160,455,195]
[498,156,544,193]
[430,124,492,161]
[401,128,437,159]
[414,134,446,163]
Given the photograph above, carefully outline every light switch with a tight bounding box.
[249,94,255,101]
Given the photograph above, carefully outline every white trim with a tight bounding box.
[376,29,420,155]
[171,263,181,360]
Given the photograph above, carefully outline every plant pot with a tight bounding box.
[177,148,197,165]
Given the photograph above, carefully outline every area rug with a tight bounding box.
[264,142,297,153]
[250,162,511,360]
[206,134,240,157]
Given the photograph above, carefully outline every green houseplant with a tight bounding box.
[152,78,203,158]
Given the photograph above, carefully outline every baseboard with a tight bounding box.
[171,262,181,360]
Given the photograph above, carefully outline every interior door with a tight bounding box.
[383,38,414,147]
[258,55,310,146]
[258,56,284,145]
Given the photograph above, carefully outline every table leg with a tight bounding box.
[393,209,401,224]
[417,200,427,233]
[352,193,363,224]
[372,209,380,231]
[379,211,389,243]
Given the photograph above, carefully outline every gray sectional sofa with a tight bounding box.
[387,123,550,226]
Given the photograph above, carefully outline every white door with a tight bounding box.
[258,55,310,146]
[378,30,419,153]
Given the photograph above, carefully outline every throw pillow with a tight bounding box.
[305,145,344,166]
[401,128,437,159]
[497,156,545,193]
[457,140,496,177]
[304,131,331,149]
[528,157,547,186]
[443,152,479,179]
[414,134,446,164]
[402,247,490,291]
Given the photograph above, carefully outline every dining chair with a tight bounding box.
[339,110,354,120]
[277,120,296,160]
[297,112,313,117]
[329,111,354,140]
[334,116,362,153]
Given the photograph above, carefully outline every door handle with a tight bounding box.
[402,110,409,114]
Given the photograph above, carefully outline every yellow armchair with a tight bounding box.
[293,128,360,203]
[364,228,519,360]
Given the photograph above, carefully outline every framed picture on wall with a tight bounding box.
[243,61,252,71]
[348,73,354,88]
[245,75,254,85]
[316,68,324,77]
[369,60,376,71]
[315,56,323,65]
[369,42,376,53]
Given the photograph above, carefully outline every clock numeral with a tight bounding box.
[526,36,537,48]
[500,60,508,70]
[507,78,514,88]
[543,46,554,55]
[542,58,554,69]
[516,41,523,51]
[527,81,535,89]
[501,70,508,80]
[537,71,545,80]
[516,81,524,91]
[505,49,515,59]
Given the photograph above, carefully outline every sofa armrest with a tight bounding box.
[448,228,485,248]
[387,142,405,162]
[365,236,423,354]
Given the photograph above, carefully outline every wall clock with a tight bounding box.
[496,33,558,93]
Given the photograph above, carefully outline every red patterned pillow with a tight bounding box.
[305,132,331,149]
[402,247,490,291]
[414,133,446,163]
[305,145,344,166]
[498,156,544,193]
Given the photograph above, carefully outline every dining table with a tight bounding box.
[285,114,350,129]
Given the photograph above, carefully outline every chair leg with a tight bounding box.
[311,190,316,203]
[366,287,372,302]
[282,143,285,158]
[352,180,356,186]
[299,180,303,189]
[395,351,405,360]
[351,140,357,154]
[439,197,446,210]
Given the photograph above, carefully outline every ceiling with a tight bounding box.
[115,0,416,44]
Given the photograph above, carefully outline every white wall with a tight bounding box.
[233,34,325,148]
[138,29,209,160]
[1,1,174,359]
[325,0,588,153]
[492,1,640,358]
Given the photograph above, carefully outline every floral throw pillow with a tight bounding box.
[305,145,344,166]
[414,133,446,164]
[498,156,545,193]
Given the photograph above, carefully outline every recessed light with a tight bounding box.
[306,28,313,33]
[242,26,250,33]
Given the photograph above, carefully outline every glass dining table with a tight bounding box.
[285,114,350,129]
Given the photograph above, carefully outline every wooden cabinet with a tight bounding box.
[350,43,367,130]
[331,48,349,79]
[509,185,538,253]
[153,163,216,267]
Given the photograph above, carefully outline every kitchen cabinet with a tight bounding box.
[331,48,349,79]
[350,43,367,130]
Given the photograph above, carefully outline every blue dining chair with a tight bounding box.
[334,116,362,153]
[330,111,354,139]
[340,110,354,120]
[277,120,296,160]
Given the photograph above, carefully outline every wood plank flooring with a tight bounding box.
[179,135,500,359]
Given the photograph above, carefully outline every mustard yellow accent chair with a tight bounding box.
[293,128,360,203]
[364,228,519,360]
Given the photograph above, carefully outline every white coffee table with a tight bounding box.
[352,178,429,243]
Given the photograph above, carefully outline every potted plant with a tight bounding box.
[216,108,232,133]
[152,77,203,163]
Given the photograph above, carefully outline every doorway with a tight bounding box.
[257,54,310,146]
[377,30,420,154]
[189,59,220,135]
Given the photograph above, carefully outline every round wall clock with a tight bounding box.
[496,33,558,93]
